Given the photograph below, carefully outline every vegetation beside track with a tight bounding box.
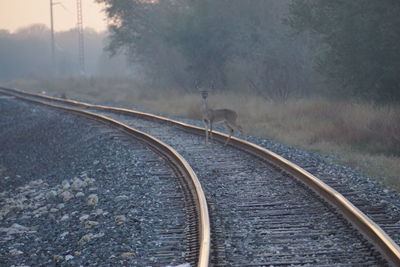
[4,77,400,191]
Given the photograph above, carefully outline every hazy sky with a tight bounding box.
[0,0,108,33]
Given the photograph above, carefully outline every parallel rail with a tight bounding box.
[0,88,210,267]
[1,87,400,266]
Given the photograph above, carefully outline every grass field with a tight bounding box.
[5,77,400,191]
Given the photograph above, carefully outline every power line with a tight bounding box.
[50,0,56,72]
[77,0,85,75]
[50,0,85,75]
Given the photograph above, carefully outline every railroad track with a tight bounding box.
[1,87,400,266]
[0,90,209,266]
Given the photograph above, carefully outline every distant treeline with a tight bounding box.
[288,0,400,102]
[2,1,399,103]
[0,24,128,80]
[96,0,400,102]
[96,0,316,99]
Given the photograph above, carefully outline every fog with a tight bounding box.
[0,24,129,80]
[0,0,317,101]
[1,0,399,103]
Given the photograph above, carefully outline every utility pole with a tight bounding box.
[50,0,85,75]
[50,0,55,72]
[76,0,85,75]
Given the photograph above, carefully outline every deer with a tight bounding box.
[200,90,242,146]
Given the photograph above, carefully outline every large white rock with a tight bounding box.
[87,194,98,206]
[71,177,87,191]
[60,191,74,202]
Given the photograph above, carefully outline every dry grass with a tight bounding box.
[5,77,400,190]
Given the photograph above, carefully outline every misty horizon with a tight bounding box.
[0,23,129,79]
[0,23,108,35]
[0,0,107,33]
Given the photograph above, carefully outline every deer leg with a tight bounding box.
[238,125,243,135]
[224,125,234,145]
[203,119,209,146]
[232,121,243,135]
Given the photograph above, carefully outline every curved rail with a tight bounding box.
[0,88,210,267]
[1,87,400,266]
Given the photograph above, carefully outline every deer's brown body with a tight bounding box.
[201,91,242,145]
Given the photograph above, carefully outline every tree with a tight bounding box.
[288,0,400,102]
[97,0,186,86]
[167,0,235,89]
[97,0,316,96]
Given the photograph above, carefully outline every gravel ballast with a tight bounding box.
[175,116,400,245]
[92,100,400,247]
[0,96,189,266]
[1,92,400,265]
[95,109,394,265]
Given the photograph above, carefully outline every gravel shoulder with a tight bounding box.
[0,96,189,266]
[173,116,400,245]
[1,94,399,265]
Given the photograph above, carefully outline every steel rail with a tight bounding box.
[0,88,210,267]
[1,87,400,266]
